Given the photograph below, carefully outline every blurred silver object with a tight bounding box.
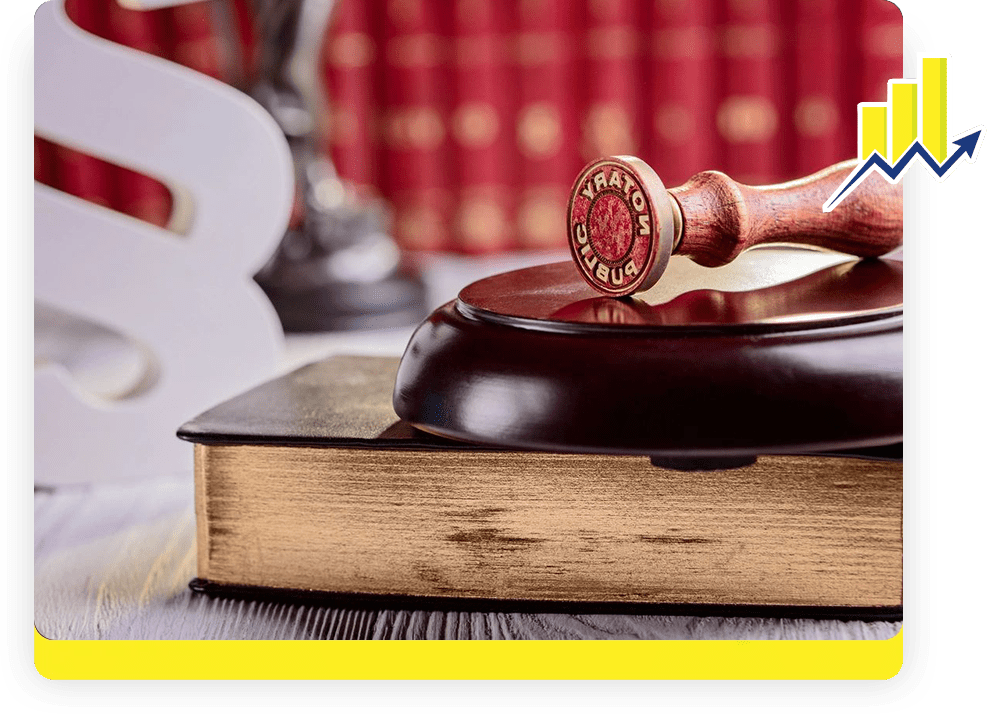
[250,0,426,331]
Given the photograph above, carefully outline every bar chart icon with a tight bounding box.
[825,55,980,212]
[859,57,948,163]
[922,58,948,162]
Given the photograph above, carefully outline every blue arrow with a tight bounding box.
[938,129,982,172]
[824,129,981,210]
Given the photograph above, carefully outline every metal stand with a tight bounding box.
[249,0,426,331]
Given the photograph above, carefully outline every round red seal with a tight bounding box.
[567,156,674,296]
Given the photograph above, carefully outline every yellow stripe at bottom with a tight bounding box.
[35,627,903,680]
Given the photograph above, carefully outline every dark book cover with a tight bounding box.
[178,355,439,449]
[178,355,901,618]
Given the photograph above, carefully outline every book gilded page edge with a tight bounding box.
[192,443,903,611]
[194,443,210,581]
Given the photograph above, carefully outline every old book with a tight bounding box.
[178,355,902,617]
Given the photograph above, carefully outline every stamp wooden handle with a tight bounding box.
[567,156,903,296]
[668,160,903,268]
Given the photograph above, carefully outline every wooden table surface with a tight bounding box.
[34,251,902,641]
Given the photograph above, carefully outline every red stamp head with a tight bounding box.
[567,156,674,296]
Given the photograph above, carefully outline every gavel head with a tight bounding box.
[567,156,678,297]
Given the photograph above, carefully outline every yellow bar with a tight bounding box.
[891,82,918,162]
[34,629,904,680]
[860,105,888,160]
[922,57,948,162]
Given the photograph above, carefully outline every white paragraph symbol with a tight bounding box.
[35,0,293,484]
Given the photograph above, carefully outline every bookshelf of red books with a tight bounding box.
[41,0,903,254]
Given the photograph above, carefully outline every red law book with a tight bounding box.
[165,0,227,82]
[53,0,115,210]
[322,0,381,195]
[379,0,453,251]
[715,0,785,185]
[835,0,902,164]
[790,0,843,175]
[513,0,580,250]
[34,136,56,188]
[105,0,173,227]
[855,0,904,105]
[448,0,516,253]
[579,0,644,161]
[227,0,259,85]
[647,0,717,188]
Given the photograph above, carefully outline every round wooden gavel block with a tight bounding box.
[566,156,677,297]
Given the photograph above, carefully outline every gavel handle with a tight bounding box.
[668,160,903,268]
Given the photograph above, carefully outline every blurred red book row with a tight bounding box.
[35,0,902,254]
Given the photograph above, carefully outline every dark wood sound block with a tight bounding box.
[393,247,902,461]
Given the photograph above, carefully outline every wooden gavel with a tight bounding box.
[566,157,903,296]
